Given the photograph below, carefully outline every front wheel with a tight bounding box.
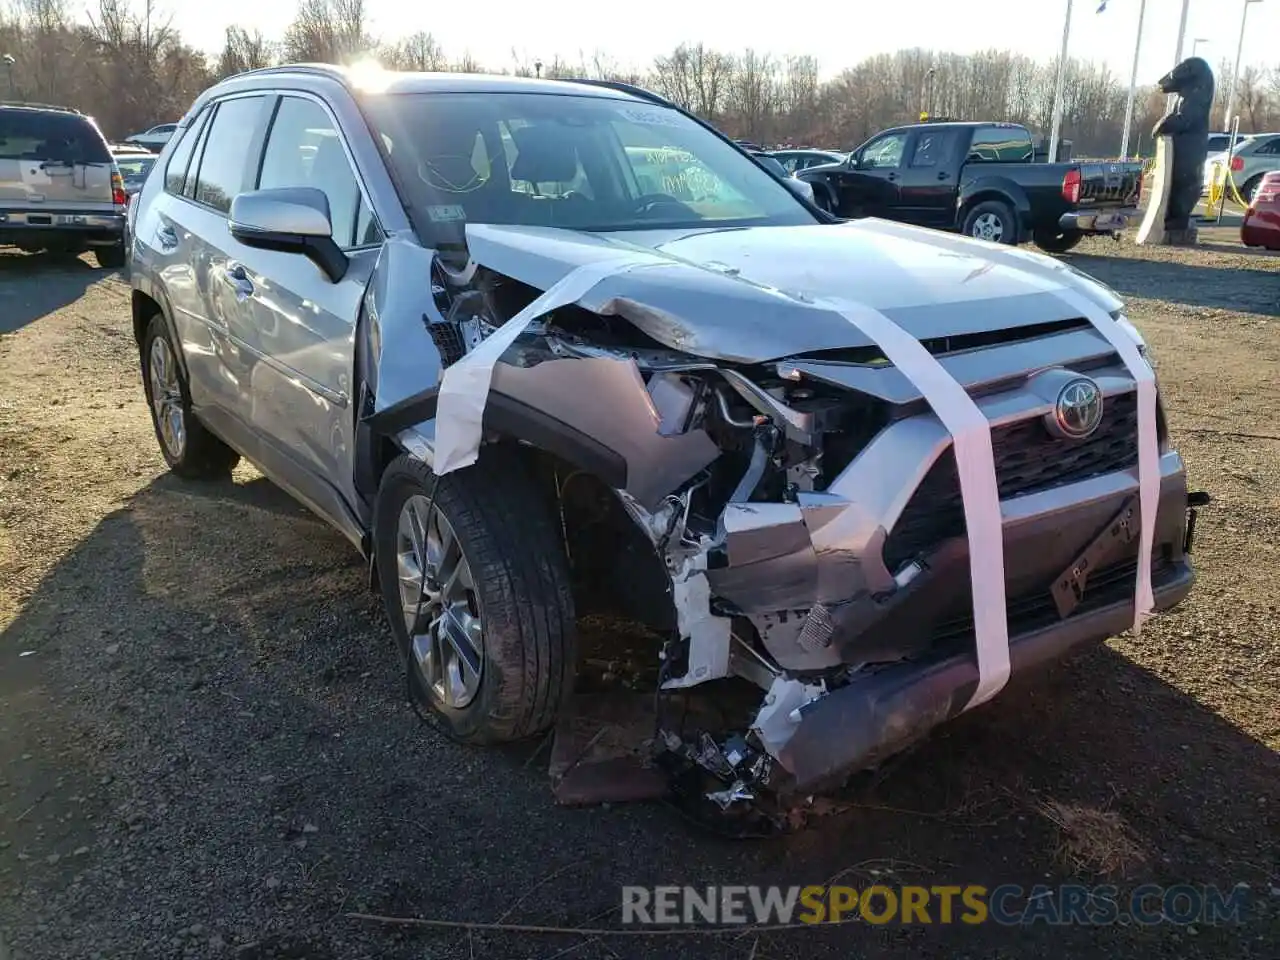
[1240,175,1263,206]
[374,451,576,744]
[962,200,1018,245]
[1033,228,1084,253]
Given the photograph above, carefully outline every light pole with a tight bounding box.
[920,67,936,119]
[1047,0,1074,164]
[1172,0,1191,63]
[2,54,14,98]
[1224,0,1263,131]
[1119,0,1148,159]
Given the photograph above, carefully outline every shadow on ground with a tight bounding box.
[1063,250,1280,317]
[1,473,1277,960]
[0,251,109,335]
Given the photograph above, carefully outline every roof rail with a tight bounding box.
[0,100,82,114]
[557,78,672,107]
[227,63,351,86]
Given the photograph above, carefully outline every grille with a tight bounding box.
[926,555,1170,649]
[883,391,1139,569]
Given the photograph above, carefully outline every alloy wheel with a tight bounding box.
[148,336,186,459]
[396,494,484,709]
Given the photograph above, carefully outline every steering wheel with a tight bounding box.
[631,193,688,216]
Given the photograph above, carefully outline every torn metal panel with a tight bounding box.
[434,252,662,476]
[363,236,447,418]
[751,677,827,761]
[662,553,733,690]
[489,357,719,509]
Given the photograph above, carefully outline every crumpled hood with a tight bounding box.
[463,219,1124,364]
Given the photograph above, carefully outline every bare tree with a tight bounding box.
[382,31,444,71]
[216,26,274,79]
[283,0,374,64]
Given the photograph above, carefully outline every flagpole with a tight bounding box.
[1047,0,1074,163]
[1120,0,1148,158]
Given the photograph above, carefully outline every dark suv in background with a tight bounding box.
[0,102,128,268]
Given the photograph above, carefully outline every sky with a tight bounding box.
[170,0,1278,81]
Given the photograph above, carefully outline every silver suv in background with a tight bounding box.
[128,66,1199,824]
[0,102,128,267]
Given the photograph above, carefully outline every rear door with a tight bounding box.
[0,108,115,214]
[146,95,273,434]
[897,127,963,226]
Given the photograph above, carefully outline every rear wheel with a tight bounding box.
[95,242,127,270]
[962,200,1018,245]
[1240,175,1263,206]
[141,314,240,479]
[1032,228,1084,253]
[374,451,576,744]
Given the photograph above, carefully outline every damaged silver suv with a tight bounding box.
[129,65,1202,820]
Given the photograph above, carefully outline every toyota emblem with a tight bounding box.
[1051,377,1105,439]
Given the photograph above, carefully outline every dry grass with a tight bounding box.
[1038,799,1147,877]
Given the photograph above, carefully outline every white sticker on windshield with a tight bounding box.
[620,108,685,128]
[427,205,467,223]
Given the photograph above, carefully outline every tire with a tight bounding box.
[1240,175,1263,206]
[962,200,1018,245]
[1032,228,1084,253]
[374,450,576,745]
[95,242,127,269]
[140,313,240,479]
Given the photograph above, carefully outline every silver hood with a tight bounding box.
[464,218,1124,364]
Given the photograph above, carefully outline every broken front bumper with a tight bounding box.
[776,553,1193,791]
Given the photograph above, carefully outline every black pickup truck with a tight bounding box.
[796,121,1143,252]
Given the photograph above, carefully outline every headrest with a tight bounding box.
[509,125,578,184]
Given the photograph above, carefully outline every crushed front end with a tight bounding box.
[364,224,1202,827]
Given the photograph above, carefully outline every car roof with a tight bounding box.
[213,64,647,103]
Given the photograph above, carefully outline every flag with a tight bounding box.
[1097,0,1108,11]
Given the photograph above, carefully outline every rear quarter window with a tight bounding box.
[967,127,1034,163]
[0,109,111,163]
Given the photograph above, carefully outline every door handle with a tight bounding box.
[887,173,898,181]
[156,224,178,250]
[222,263,255,302]
[937,172,949,181]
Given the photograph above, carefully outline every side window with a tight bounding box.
[910,130,957,168]
[967,127,1034,163]
[861,133,907,169]
[258,96,378,249]
[779,156,799,173]
[163,110,208,195]
[191,96,267,213]
[1256,138,1280,156]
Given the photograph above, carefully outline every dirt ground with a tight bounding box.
[0,236,1277,960]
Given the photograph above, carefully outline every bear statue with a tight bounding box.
[1153,57,1215,243]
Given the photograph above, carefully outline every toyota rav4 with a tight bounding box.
[128,65,1202,822]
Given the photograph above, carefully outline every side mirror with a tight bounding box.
[784,177,814,204]
[229,187,348,283]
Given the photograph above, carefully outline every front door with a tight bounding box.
[837,131,908,218]
[231,93,384,515]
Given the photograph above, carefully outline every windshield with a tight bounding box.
[362,91,816,239]
[114,155,155,182]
